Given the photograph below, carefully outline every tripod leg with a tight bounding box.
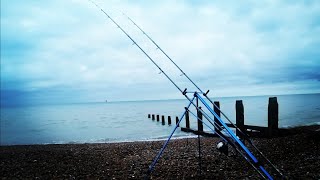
[147,98,195,175]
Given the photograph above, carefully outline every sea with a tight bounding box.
[1,93,319,145]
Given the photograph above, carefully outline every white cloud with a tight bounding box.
[1,0,320,104]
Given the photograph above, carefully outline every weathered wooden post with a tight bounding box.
[268,97,278,137]
[156,115,159,122]
[162,115,165,125]
[185,108,190,129]
[148,114,151,118]
[214,101,221,132]
[176,116,179,127]
[168,116,172,125]
[197,107,203,132]
[236,100,245,140]
[152,114,155,120]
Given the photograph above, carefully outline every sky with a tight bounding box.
[1,0,320,106]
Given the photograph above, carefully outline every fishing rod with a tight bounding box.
[186,104,266,177]
[189,93,285,179]
[122,13,249,136]
[122,12,251,133]
[121,13,249,137]
[122,13,285,177]
[186,108,266,178]
[147,94,268,179]
[87,1,282,179]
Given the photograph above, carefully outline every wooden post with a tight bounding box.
[156,115,159,122]
[268,97,278,137]
[162,115,165,125]
[197,107,203,132]
[168,116,172,125]
[148,114,151,118]
[214,101,221,132]
[176,116,179,127]
[185,108,190,129]
[152,114,155,120]
[236,100,245,140]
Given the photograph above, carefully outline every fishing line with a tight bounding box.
[88,0,183,93]
[121,12,284,178]
[87,1,282,179]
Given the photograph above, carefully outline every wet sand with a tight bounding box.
[1,126,320,179]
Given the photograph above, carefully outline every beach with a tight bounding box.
[1,126,319,179]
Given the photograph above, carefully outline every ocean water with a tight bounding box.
[1,93,319,145]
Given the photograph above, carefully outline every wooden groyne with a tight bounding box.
[149,114,180,126]
[148,97,281,138]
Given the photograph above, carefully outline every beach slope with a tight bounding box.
[1,127,319,179]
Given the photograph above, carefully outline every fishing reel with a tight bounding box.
[216,141,228,156]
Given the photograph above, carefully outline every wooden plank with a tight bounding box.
[176,116,179,127]
[236,100,245,140]
[268,97,279,137]
[185,110,190,129]
[214,101,221,132]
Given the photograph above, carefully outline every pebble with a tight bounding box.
[1,131,319,179]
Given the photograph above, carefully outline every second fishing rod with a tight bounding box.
[87,2,266,177]
[122,13,284,177]
[88,2,281,179]
[123,12,282,178]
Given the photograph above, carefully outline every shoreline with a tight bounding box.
[1,126,319,179]
[1,124,319,147]
[0,134,199,147]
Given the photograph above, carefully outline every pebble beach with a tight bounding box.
[1,126,320,179]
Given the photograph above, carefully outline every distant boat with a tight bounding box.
[106,100,108,103]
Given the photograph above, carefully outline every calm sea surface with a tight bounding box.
[1,94,319,145]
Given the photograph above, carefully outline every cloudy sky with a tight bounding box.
[1,0,320,106]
